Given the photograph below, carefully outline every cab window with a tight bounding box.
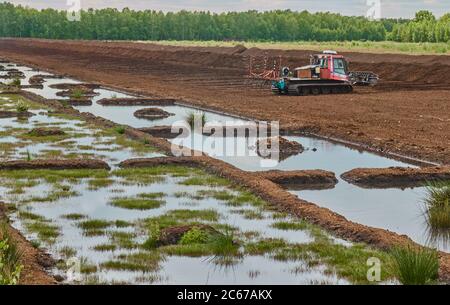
[319,58,328,68]
[333,58,347,75]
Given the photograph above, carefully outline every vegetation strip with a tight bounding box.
[0,159,111,171]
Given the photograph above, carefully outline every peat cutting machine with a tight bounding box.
[247,50,379,95]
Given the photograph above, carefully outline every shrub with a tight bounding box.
[16,101,29,113]
[391,245,439,285]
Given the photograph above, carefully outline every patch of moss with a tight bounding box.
[110,193,166,210]
[61,213,87,221]
[101,251,163,272]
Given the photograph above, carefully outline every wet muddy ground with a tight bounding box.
[0,59,449,284]
[2,61,447,251]
[0,39,448,164]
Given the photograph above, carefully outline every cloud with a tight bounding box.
[4,0,450,18]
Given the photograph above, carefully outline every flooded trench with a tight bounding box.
[0,62,447,284]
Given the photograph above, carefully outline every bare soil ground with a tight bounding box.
[0,38,449,164]
[341,166,450,188]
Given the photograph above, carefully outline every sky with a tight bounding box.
[4,0,450,19]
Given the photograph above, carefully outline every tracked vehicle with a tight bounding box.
[271,51,378,95]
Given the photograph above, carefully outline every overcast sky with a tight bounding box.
[4,0,450,18]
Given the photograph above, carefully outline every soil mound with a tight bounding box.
[138,125,185,139]
[29,74,64,85]
[258,169,338,189]
[134,107,174,120]
[0,159,110,170]
[0,110,35,119]
[49,83,101,90]
[59,98,92,106]
[27,127,66,137]
[257,136,304,160]
[0,70,25,79]
[341,166,450,188]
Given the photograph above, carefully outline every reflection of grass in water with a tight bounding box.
[424,181,450,246]
[391,245,439,285]
[100,251,163,273]
[185,111,207,128]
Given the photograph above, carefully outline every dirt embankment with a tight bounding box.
[134,107,174,120]
[0,203,56,285]
[0,159,111,171]
[257,170,338,189]
[0,110,35,119]
[97,98,176,106]
[0,38,448,164]
[342,166,450,188]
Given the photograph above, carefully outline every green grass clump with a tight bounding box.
[245,238,288,255]
[78,219,112,231]
[25,187,79,203]
[162,227,239,258]
[15,101,29,113]
[271,221,309,231]
[92,244,117,252]
[108,231,138,250]
[114,126,126,135]
[145,209,219,230]
[61,213,87,221]
[0,222,23,285]
[424,181,450,229]
[179,175,230,187]
[209,229,239,257]
[180,227,210,245]
[25,221,59,244]
[59,246,77,258]
[196,190,235,201]
[87,178,115,190]
[391,245,439,285]
[101,252,162,272]
[8,78,21,87]
[110,193,166,210]
[0,169,109,184]
[70,88,84,99]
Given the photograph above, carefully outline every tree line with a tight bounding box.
[0,2,448,43]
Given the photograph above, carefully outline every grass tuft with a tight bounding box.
[391,245,439,285]
[424,181,450,229]
[110,193,166,210]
